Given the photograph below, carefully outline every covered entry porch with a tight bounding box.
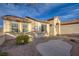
[34,21,61,37]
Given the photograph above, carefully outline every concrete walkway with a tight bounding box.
[36,40,72,56]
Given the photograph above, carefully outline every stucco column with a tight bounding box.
[37,22,41,32]
[47,24,50,36]
[3,20,11,33]
[28,23,32,32]
[3,20,6,33]
[53,20,57,36]
[58,21,61,35]
[19,22,22,32]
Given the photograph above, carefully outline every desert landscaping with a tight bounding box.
[0,33,79,56]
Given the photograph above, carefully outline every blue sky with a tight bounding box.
[0,3,79,27]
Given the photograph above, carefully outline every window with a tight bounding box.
[41,25,47,32]
[11,21,19,32]
[50,24,52,26]
[22,23,28,32]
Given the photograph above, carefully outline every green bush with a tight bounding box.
[0,51,8,56]
[16,34,30,45]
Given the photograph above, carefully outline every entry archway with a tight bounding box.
[54,17,61,36]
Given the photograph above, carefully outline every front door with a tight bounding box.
[41,24,47,32]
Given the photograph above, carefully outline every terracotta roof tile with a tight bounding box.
[61,19,79,25]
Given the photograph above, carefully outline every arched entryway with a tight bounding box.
[55,21,61,35]
[54,16,61,36]
[49,16,61,36]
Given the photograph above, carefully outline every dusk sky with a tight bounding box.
[0,3,79,27]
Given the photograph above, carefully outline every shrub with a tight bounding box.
[16,34,30,45]
[0,50,8,56]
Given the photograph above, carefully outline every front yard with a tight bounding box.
[0,36,50,56]
[0,35,79,56]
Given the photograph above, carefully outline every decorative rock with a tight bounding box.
[0,36,5,45]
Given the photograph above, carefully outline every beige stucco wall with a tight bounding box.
[3,20,31,33]
[28,23,32,32]
[18,22,23,32]
[47,24,50,35]
[3,20,11,33]
[36,22,41,32]
[54,17,61,35]
[61,24,79,34]
[48,20,55,35]
[26,18,42,32]
[27,19,37,32]
[48,16,61,36]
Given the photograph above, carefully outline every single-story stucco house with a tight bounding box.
[2,15,61,36]
[2,15,79,37]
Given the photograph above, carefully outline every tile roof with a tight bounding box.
[2,15,49,23]
[61,19,79,25]
[2,15,31,23]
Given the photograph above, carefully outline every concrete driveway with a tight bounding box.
[36,40,72,56]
